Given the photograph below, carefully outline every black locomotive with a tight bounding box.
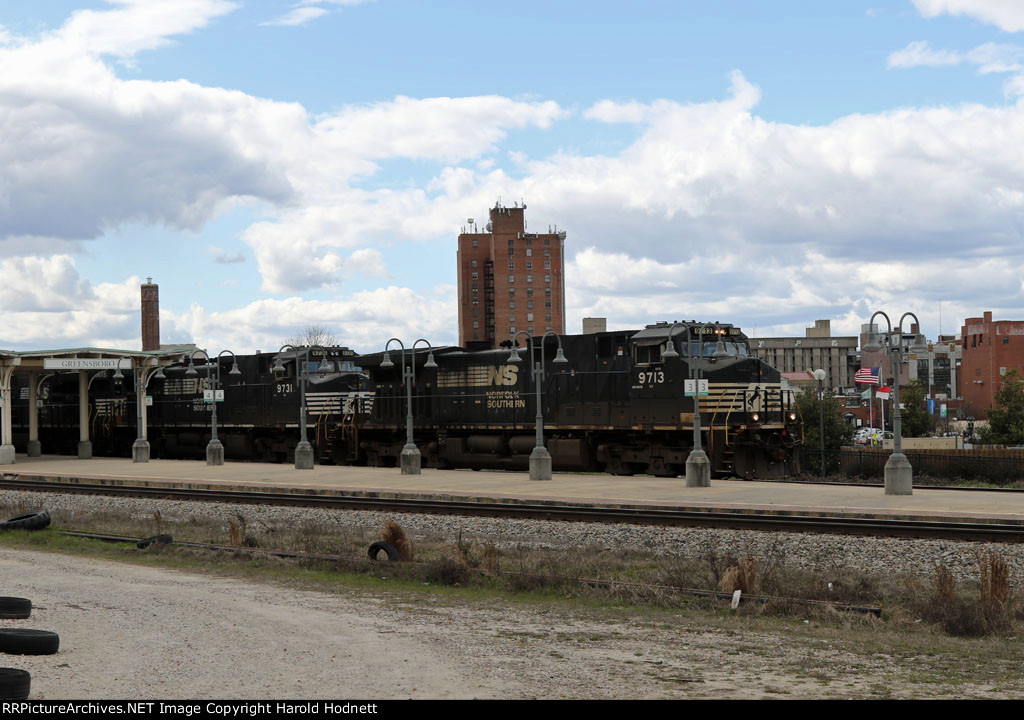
[9,321,802,478]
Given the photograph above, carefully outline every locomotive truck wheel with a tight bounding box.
[0,630,59,655]
[0,598,31,619]
[0,511,50,531]
[0,669,30,699]
[368,541,399,562]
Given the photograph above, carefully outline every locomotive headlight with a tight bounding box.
[750,413,759,422]
[788,412,797,422]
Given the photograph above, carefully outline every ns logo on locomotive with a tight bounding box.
[7,322,801,479]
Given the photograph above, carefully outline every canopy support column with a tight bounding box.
[78,370,92,459]
[27,371,40,457]
[0,366,14,465]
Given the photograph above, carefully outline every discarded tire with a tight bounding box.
[0,630,59,655]
[0,669,30,699]
[137,534,173,549]
[0,511,50,531]
[0,598,31,620]
[368,541,399,562]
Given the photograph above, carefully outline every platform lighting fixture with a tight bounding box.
[813,368,827,479]
[507,331,568,481]
[274,345,327,469]
[864,310,925,495]
[381,338,437,475]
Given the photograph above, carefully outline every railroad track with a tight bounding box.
[1,476,1022,542]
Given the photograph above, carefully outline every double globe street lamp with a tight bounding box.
[273,345,327,470]
[662,322,729,487]
[813,368,827,479]
[507,331,568,481]
[863,311,929,495]
[380,339,437,475]
[187,349,240,466]
[115,356,166,463]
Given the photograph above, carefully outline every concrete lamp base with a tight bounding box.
[0,445,14,465]
[400,444,421,475]
[133,439,151,464]
[205,439,223,466]
[529,446,553,481]
[77,441,92,459]
[884,452,913,495]
[26,441,41,458]
[294,440,315,470]
[685,449,711,487]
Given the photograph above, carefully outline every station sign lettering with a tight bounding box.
[43,358,133,370]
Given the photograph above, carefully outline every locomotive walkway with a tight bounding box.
[1,454,1023,527]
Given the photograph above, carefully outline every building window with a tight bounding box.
[528,326,534,335]
[473,321,479,329]
[544,237,550,245]
[546,326,552,332]
[526,287,534,296]
[526,274,533,283]
[527,313,534,322]
[510,326,516,334]
[526,261,533,270]
[544,274,550,283]
[527,301,533,309]
[546,313,551,322]
[545,300,551,308]
[472,239,478,247]
[508,248,514,257]
[471,272,478,280]
[509,288,515,296]
[510,314,516,322]
[545,287,551,296]
[526,248,532,257]
[472,297,478,305]
[544,260,550,269]
[472,286,478,294]
[526,238,532,246]
[471,259,477,268]
[510,301,515,309]
[544,248,550,256]
[473,307,478,317]
[509,275,515,283]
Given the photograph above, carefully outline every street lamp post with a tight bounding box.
[380,339,437,475]
[507,331,568,481]
[813,368,827,479]
[118,356,164,463]
[663,322,729,487]
[273,345,326,469]
[863,311,929,495]
[189,351,240,465]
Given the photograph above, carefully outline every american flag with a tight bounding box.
[854,367,880,385]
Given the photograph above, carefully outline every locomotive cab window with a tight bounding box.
[632,342,663,366]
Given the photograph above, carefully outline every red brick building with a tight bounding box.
[456,204,566,347]
[960,311,1024,419]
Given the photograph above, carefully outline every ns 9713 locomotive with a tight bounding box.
[8,321,801,478]
[356,321,801,479]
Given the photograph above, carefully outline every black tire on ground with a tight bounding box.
[0,669,30,699]
[368,541,399,562]
[0,598,31,620]
[0,630,59,656]
[0,511,51,531]
[136,534,173,549]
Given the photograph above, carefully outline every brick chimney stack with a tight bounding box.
[141,277,160,351]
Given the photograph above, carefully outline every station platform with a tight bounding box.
[1,454,1023,526]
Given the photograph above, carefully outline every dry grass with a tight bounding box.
[381,522,414,561]
[719,555,759,594]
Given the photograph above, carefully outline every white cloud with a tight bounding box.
[912,0,1024,33]
[260,7,328,27]
[887,40,964,68]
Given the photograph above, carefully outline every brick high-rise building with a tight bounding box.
[961,311,1024,419]
[457,204,566,347]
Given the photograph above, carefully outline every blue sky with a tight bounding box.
[2,0,1024,352]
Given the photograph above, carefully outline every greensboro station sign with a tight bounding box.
[42,358,133,370]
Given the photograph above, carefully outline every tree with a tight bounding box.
[286,324,339,348]
[794,387,854,476]
[979,370,1024,445]
[898,380,931,438]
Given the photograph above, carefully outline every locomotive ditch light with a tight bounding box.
[788,412,797,422]
[379,352,394,369]
[750,412,760,422]
[554,347,568,364]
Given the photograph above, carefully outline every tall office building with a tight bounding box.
[457,203,566,347]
